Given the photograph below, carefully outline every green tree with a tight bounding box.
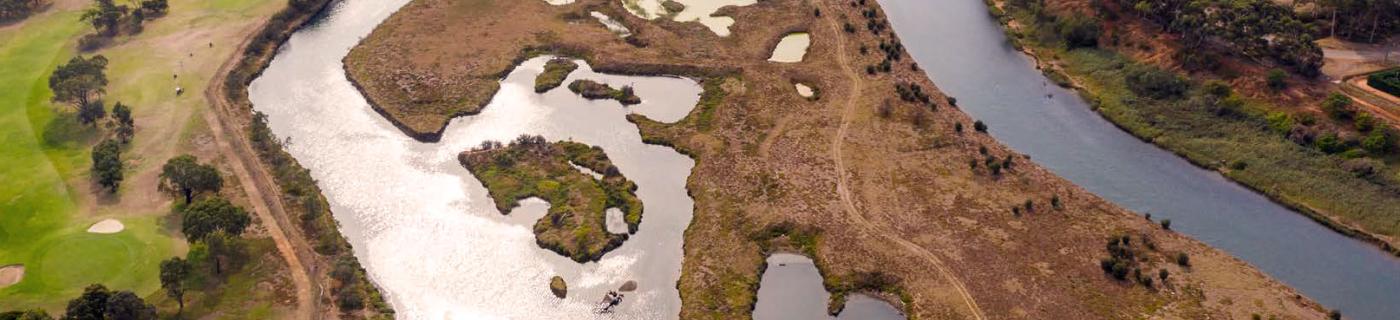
[202,230,243,275]
[76,101,105,125]
[62,284,111,320]
[160,155,223,203]
[1055,15,1101,48]
[48,55,108,109]
[160,257,191,314]
[91,139,122,192]
[101,291,156,320]
[112,102,134,143]
[181,197,250,240]
[79,0,121,36]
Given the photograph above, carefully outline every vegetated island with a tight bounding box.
[568,79,641,105]
[459,135,642,262]
[535,58,579,93]
[346,0,1330,318]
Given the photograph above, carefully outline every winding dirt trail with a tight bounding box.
[202,18,318,320]
[819,2,986,319]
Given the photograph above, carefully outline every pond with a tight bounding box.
[753,253,904,320]
[248,0,703,316]
[619,0,757,36]
[768,33,811,63]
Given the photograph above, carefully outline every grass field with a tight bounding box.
[0,0,279,312]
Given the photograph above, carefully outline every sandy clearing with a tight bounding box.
[0,265,23,288]
[86,219,125,234]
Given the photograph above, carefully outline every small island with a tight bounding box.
[568,79,641,105]
[460,135,642,262]
[535,58,579,93]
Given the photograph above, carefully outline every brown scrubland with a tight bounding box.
[344,0,1330,318]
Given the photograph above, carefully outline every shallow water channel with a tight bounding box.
[249,0,704,317]
[882,0,1400,319]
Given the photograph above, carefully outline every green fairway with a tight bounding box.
[0,0,280,312]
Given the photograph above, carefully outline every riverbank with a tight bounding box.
[986,0,1400,256]
[210,0,392,317]
[339,0,1330,318]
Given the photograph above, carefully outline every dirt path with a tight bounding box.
[818,3,985,319]
[201,19,318,320]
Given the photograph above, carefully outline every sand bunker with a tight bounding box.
[86,219,125,234]
[0,265,23,288]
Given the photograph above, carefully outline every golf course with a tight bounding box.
[0,0,281,312]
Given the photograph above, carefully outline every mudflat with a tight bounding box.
[345,0,1329,318]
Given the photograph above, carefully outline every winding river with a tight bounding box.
[881,0,1400,319]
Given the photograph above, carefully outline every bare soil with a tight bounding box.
[0,265,23,288]
[344,0,1329,318]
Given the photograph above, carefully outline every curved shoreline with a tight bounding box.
[986,2,1399,257]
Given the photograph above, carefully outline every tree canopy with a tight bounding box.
[1119,0,1323,76]
[48,55,109,108]
[91,139,122,192]
[160,155,223,203]
[79,0,122,36]
[181,197,250,240]
[0,0,42,21]
[159,257,191,314]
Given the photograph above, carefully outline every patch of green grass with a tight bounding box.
[148,238,290,319]
[0,216,174,311]
[534,58,578,93]
[459,138,642,262]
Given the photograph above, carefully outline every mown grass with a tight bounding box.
[459,138,642,262]
[0,0,278,311]
[997,2,1400,247]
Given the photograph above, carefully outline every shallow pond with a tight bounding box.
[753,253,904,320]
[768,33,811,63]
[620,0,756,36]
[249,0,704,317]
[882,0,1400,319]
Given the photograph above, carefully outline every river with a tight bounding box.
[248,0,706,318]
[880,0,1400,319]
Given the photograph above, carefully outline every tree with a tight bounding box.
[1361,130,1392,154]
[62,284,111,320]
[77,101,105,125]
[79,0,121,36]
[91,139,122,192]
[182,197,250,240]
[139,0,166,15]
[160,155,223,203]
[202,230,243,275]
[102,291,155,320]
[160,257,191,314]
[112,102,134,143]
[0,0,42,21]
[49,55,108,109]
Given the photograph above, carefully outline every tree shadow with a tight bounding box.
[41,111,99,149]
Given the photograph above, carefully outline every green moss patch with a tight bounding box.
[459,135,643,262]
[535,58,579,93]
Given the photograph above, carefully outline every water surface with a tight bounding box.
[881,0,1400,319]
[753,253,904,320]
[248,0,703,317]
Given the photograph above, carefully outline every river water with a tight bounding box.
[248,0,705,318]
[881,0,1400,319]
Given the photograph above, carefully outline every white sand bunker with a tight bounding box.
[0,265,23,288]
[86,219,125,234]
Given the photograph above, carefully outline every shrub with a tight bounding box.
[973,120,987,132]
[1175,252,1190,267]
[91,139,123,191]
[1055,15,1101,48]
[1266,68,1288,90]
[1321,93,1355,120]
[1160,219,1172,230]
[1368,68,1400,97]
[1125,66,1186,99]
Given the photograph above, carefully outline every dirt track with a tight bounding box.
[819,3,986,319]
[202,18,318,320]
